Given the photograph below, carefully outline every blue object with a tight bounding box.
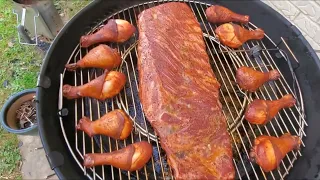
[0,88,38,135]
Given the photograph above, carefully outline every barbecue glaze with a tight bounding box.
[138,2,234,179]
[62,70,126,100]
[215,23,264,48]
[250,133,301,172]
[236,66,280,92]
[206,5,249,24]
[83,141,153,171]
[245,94,296,125]
[76,109,133,140]
[65,44,121,71]
[80,19,136,47]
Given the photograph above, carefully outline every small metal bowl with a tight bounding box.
[0,88,38,135]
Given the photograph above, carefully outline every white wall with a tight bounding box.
[263,0,320,58]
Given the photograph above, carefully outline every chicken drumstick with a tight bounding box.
[76,109,133,140]
[65,44,121,71]
[206,5,249,24]
[63,70,126,100]
[80,19,136,47]
[236,66,280,92]
[215,23,264,48]
[250,133,301,172]
[84,141,153,171]
[245,94,296,125]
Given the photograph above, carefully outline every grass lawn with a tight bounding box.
[0,1,90,179]
[0,0,41,178]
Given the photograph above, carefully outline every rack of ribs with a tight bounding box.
[137,2,235,179]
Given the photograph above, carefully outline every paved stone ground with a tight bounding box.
[18,134,58,179]
[263,0,320,59]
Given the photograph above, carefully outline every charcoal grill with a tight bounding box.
[37,0,320,179]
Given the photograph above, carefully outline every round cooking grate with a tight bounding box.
[60,1,306,180]
[119,37,251,141]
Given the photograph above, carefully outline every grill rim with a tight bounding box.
[37,0,320,179]
[63,1,307,179]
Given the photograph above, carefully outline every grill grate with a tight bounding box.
[58,1,306,180]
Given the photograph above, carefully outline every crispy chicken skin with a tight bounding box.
[206,5,249,24]
[215,23,264,48]
[83,141,153,171]
[250,133,301,172]
[245,94,296,125]
[65,44,121,71]
[76,109,133,140]
[63,70,126,100]
[236,66,280,92]
[80,19,136,47]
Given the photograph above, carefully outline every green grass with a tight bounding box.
[0,0,41,178]
[0,128,21,180]
[54,0,91,22]
[0,0,42,105]
[0,1,90,179]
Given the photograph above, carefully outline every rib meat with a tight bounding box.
[138,2,234,179]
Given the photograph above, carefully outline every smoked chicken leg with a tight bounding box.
[63,70,126,100]
[236,66,280,92]
[80,19,136,47]
[245,94,296,125]
[250,133,301,172]
[76,109,133,140]
[215,23,264,48]
[83,141,153,171]
[206,5,249,24]
[65,44,121,71]
[245,94,296,124]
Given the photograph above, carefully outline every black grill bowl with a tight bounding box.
[37,0,320,179]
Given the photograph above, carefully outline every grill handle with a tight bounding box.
[13,8,39,45]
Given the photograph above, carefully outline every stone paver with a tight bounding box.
[263,0,320,54]
[291,1,320,22]
[293,13,319,39]
[18,134,58,179]
[269,1,300,21]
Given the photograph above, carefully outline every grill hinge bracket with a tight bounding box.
[58,108,69,117]
[37,75,51,89]
[249,45,262,58]
[46,151,64,169]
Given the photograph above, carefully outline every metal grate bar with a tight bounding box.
[85,49,97,180]
[119,8,141,180]
[189,3,258,179]
[248,24,308,127]
[135,2,170,179]
[93,72,106,180]
[225,42,289,179]
[198,2,304,176]
[240,36,304,145]
[235,37,300,177]
[113,4,162,180]
[244,26,306,138]
[104,101,115,180]
[201,9,297,180]
[239,39,302,176]
[243,38,306,146]
[79,50,87,176]
[238,47,290,178]
[58,1,307,180]
[193,3,272,179]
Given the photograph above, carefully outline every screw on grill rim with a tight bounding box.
[57,1,306,180]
